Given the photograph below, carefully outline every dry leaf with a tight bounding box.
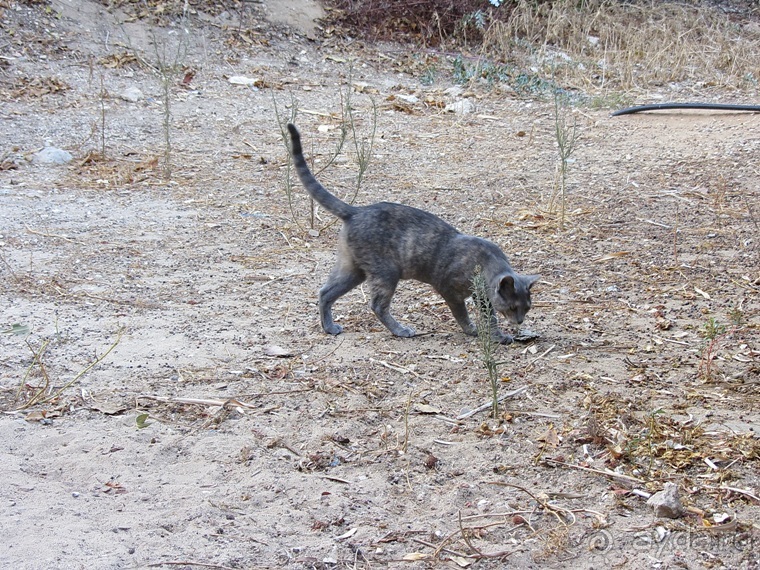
[335,528,357,540]
[90,402,127,415]
[538,426,560,447]
[593,251,631,263]
[402,552,429,561]
[694,286,711,300]
[25,411,47,422]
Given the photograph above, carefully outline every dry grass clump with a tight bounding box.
[325,0,759,93]
[325,0,516,46]
[484,0,760,91]
[579,392,760,480]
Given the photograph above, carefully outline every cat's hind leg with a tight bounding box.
[367,274,415,338]
[319,265,365,335]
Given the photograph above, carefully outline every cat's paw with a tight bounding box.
[462,323,478,337]
[395,326,416,338]
[493,331,514,345]
[324,323,343,335]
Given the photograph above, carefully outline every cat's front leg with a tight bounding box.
[444,298,477,336]
[371,303,416,338]
[445,298,510,342]
[489,312,514,344]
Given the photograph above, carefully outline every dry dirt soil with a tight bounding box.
[1,1,759,569]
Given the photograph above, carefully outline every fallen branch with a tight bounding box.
[712,486,760,505]
[17,331,121,410]
[136,394,259,410]
[24,224,79,243]
[488,481,576,527]
[543,458,646,484]
[147,561,237,569]
[369,357,422,378]
[457,386,529,420]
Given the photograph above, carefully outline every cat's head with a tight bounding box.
[491,273,540,325]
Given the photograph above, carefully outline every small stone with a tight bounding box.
[397,94,419,104]
[445,99,476,115]
[228,76,261,88]
[118,86,144,102]
[647,482,684,519]
[32,146,72,165]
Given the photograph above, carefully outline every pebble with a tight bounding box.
[118,86,144,103]
[228,76,260,87]
[647,482,685,519]
[445,99,476,115]
[396,94,419,104]
[32,146,73,165]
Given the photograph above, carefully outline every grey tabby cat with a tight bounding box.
[287,123,539,343]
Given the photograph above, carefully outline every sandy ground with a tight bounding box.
[1,0,759,568]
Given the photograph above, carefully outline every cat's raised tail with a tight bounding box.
[287,123,357,221]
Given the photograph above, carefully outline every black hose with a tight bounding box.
[611,103,760,116]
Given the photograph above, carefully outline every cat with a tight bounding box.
[287,123,539,343]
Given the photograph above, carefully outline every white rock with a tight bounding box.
[32,147,73,165]
[118,86,144,102]
[445,99,476,115]
[397,94,419,104]
[228,76,259,87]
[647,482,684,519]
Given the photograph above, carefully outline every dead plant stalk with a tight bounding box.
[276,73,377,234]
[551,88,578,231]
[151,21,189,181]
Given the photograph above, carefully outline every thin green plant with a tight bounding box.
[472,267,501,419]
[549,86,578,230]
[698,316,727,382]
[645,408,664,477]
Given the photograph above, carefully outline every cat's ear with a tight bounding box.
[526,274,541,289]
[498,275,515,292]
